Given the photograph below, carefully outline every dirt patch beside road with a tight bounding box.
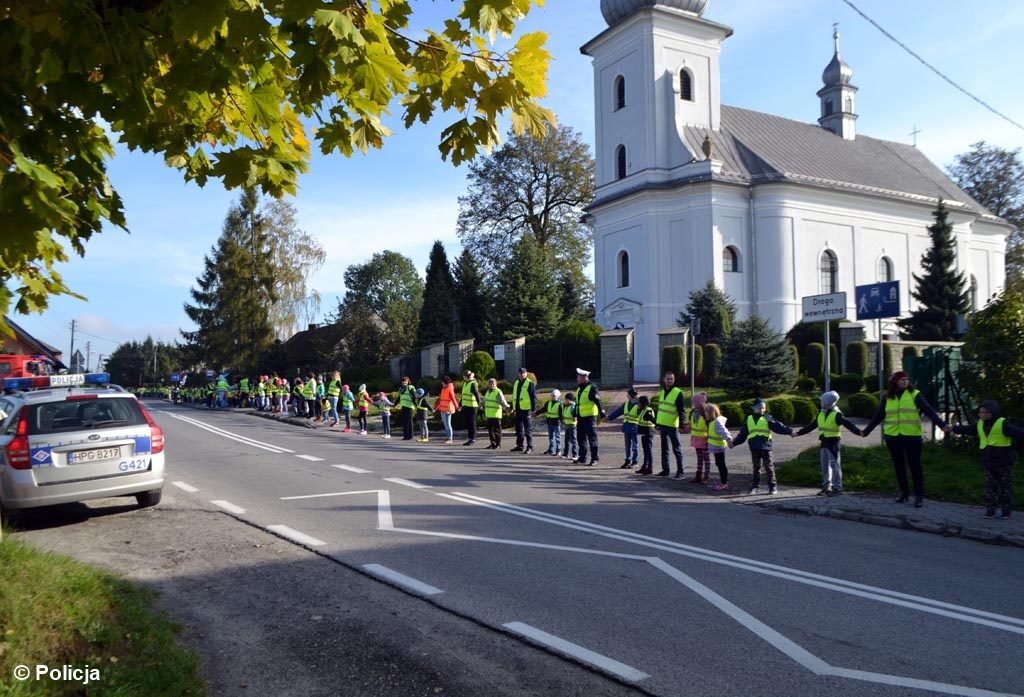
[12,497,639,697]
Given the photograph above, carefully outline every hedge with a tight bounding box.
[789,344,800,377]
[795,377,816,393]
[829,344,840,376]
[789,397,818,424]
[805,343,825,378]
[703,343,722,385]
[662,345,686,379]
[463,351,496,380]
[719,401,745,427]
[846,392,880,418]
[846,341,868,376]
[766,397,795,423]
[834,372,864,394]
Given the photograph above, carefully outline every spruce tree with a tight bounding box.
[721,315,795,396]
[416,241,456,347]
[899,200,970,340]
[676,280,737,344]
[492,235,560,341]
[452,248,491,345]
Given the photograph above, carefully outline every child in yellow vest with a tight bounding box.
[952,400,1023,519]
[704,403,734,491]
[794,390,863,496]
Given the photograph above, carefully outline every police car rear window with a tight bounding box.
[27,398,147,435]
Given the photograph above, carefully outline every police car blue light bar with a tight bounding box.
[1,373,110,390]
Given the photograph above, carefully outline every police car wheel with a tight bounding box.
[135,489,162,508]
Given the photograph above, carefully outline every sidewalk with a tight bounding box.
[178,402,1023,550]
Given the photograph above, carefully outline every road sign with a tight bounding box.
[205,369,215,378]
[801,292,847,323]
[171,372,180,383]
[855,281,900,320]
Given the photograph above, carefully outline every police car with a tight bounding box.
[0,373,165,520]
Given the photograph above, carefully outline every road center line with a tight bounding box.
[362,563,444,596]
[172,481,198,493]
[267,525,325,547]
[296,454,324,461]
[210,499,246,515]
[502,622,649,683]
[166,413,293,453]
[333,464,372,474]
[383,477,432,490]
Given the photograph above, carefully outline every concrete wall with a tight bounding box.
[600,329,634,388]
[502,337,526,383]
[447,339,474,375]
[420,343,446,379]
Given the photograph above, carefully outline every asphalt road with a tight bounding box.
[151,403,1024,697]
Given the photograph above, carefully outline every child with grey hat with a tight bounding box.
[731,398,793,495]
[415,387,431,443]
[794,390,863,496]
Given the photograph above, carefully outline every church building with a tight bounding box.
[582,0,1012,382]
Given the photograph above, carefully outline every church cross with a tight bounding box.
[909,125,921,147]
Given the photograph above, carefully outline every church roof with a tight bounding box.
[676,106,1000,219]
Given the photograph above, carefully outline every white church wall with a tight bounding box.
[596,46,644,187]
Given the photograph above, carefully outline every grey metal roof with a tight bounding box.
[674,106,1000,218]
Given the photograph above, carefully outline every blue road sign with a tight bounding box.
[171,372,180,383]
[855,281,900,320]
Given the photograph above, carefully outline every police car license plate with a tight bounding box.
[68,447,123,464]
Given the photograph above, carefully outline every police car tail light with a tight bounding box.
[5,411,30,470]
[137,402,164,454]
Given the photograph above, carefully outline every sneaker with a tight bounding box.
[768,487,778,495]
[747,486,761,495]
[571,458,581,464]
[510,446,523,452]
[525,447,534,454]
[463,440,475,446]
[588,459,598,466]
[984,509,997,519]
[817,488,831,496]
[656,471,670,477]
[673,472,685,480]
[343,428,351,433]
[1001,510,1013,519]
[359,430,367,435]
[827,489,843,497]
[712,482,729,491]
[444,439,453,444]
[383,434,391,439]
[418,437,429,443]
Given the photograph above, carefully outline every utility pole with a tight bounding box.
[85,342,91,372]
[69,319,76,371]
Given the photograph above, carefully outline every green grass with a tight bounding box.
[776,441,1023,510]
[0,533,205,696]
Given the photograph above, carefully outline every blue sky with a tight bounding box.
[14,0,1024,367]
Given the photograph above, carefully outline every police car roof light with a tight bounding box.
[1,372,111,391]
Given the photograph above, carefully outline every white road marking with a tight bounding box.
[210,500,246,515]
[333,464,372,474]
[166,413,294,453]
[280,490,394,530]
[267,525,325,547]
[172,481,198,493]
[361,564,444,596]
[383,477,432,490]
[296,454,324,461]
[445,491,1024,635]
[502,622,649,683]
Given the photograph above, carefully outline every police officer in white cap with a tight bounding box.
[573,368,605,465]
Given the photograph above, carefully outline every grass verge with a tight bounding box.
[777,441,1023,510]
[0,533,205,696]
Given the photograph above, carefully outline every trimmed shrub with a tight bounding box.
[766,397,795,424]
[719,402,744,427]
[834,372,864,394]
[795,377,817,393]
[789,343,800,377]
[829,344,840,376]
[496,379,513,393]
[789,397,818,425]
[805,343,825,378]
[661,345,686,380]
[691,344,703,380]
[846,392,880,418]
[846,341,868,376]
[902,345,922,360]
[703,343,723,385]
[463,351,496,380]
[417,377,442,395]
[864,374,881,394]
[882,349,894,381]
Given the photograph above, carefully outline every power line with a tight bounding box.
[73,328,122,345]
[841,0,1024,132]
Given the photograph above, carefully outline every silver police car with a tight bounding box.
[0,375,165,519]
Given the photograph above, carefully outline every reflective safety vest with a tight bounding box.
[562,403,577,426]
[745,415,771,441]
[512,378,533,410]
[239,378,249,393]
[293,383,303,398]
[341,392,353,410]
[884,390,922,437]
[356,392,370,410]
[546,400,562,421]
[484,389,504,419]
[656,387,683,428]
[399,386,415,408]
[327,380,341,398]
[301,381,314,399]
[461,381,479,408]
[216,378,228,391]
[638,406,655,429]
[707,421,726,449]
[378,399,392,414]
[978,418,1012,449]
[690,412,708,438]
[257,382,266,396]
[817,411,841,439]
[416,396,431,414]
[577,383,598,418]
[623,402,640,426]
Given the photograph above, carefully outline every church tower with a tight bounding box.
[817,27,858,140]
[582,0,733,186]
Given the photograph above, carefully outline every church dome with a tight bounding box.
[822,30,853,86]
[600,0,709,26]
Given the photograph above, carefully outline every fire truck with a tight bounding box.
[0,354,57,380]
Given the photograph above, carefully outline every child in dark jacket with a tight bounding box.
[731,398,792,495]
[952,400,1023,519]
[794,391,862,496]
[636,396,656,475]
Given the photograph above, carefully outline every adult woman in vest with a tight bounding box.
[435,375,460,444]
[483,378,511,449]
[397,376,416,440]
[862,371,950,507]
[460,370,481,446]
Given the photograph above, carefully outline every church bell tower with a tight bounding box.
[817,26,858,140]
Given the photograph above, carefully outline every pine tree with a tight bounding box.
[492,235,560,341]
[899,200,970,340]
[676,280,737,344]
[416,241,456,347]
[452,248,491,345]
[721,315,795,396]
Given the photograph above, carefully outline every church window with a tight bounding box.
[877,256,893,282]
[614,75,626,111]
[722,246,739,273]
[618,250,630,288]
[679,69,693,102]
[970,275,978,310]
[820,250,838,293]
[615,145,627,179]
[824,99,834,116]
